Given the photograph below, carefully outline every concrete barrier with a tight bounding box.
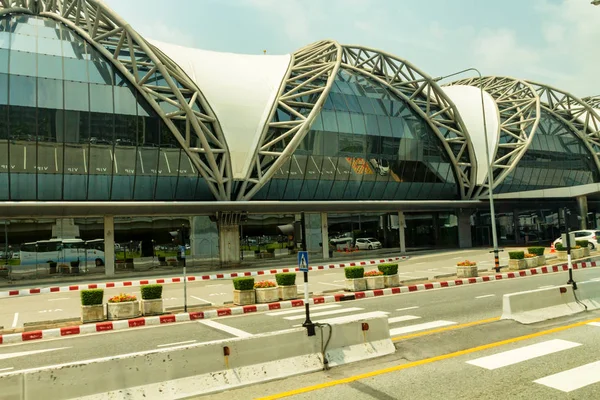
[0,315,393,399]
[501,280,600,324]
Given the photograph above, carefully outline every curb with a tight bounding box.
[0,260,596,345]
[0,256,409,299]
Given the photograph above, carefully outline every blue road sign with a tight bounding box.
[179,245,186,259]
[298,251,309,272]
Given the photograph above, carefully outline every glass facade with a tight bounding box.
[0,15,212,201]
[495,111,599,193]
[253,68,458,201]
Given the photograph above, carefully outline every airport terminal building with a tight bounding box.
[1,1,600,276]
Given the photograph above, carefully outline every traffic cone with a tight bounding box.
[549,243,556,254]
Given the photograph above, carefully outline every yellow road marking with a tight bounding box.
[257,316,600,399]
[392,316,500,341]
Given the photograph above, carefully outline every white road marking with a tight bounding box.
[475,294,495,299]
[190,296,212,304]
[588,322,600,327]
[467,339,581,370]
[538,285,555,289]
[390,321,456,336]
[198,320,253,338]
[310,311,389,325]
[0,347,71,361]
[534,360,600,392]
[388,315,421,324]
[267,304,339,316]
[396,306,419,312]
[318,282,345,287]
[48,298,70,302]
[284,307,364,321]
[205,284,224,287]
[414,262,425,265]
[11,312,18,328]
[157,340,196,348]
[0,367,14,372]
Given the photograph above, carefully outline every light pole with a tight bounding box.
[434,68,501,272]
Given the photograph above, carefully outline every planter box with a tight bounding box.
[537,255,546,266]
[583,247,591,257]
[141,299,163,316]
[256,287,279,303]
[107,301,141,321]
[524,258,537,268]
[278,285,297,301]
[508,259,527,271]
[557,251,568,261]
[572,248,584,260]
[383,274,400,288]
[456,265,478,278]
[81,304,104,323]
[345,278,367,292]
[366,275,385,290]
[233,289,255,306]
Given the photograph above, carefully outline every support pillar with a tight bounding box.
[398,211,406,254]
[577,195,588,230]
[321,212,329,259]
[217,213,242,265]
[458,210,473,248]
[104,216,115,277]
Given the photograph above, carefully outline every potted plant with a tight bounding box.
[364,270,385,289]
[276,272,297,300]
[456,260,478,278]
[345,266,366,292]
[576,240,591,257]
[233,277,256,305]
[378,263,400,287]
[528,246,546,266]
[524,253,537,268]
[81,289,104,323]
[254,280,278,303]
[141,284,163,316]
[107,293,140,320]
[508,251,526,270]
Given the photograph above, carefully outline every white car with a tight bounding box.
[552,230,600,249]
[369,159,390,176]
[355,238,382,250]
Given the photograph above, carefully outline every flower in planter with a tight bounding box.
[364,270,384,277]
[456,260,476,266]
[108,293,137,303]
[524,253,535,258]
[254,280,276,289]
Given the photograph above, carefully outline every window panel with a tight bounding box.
[88,57,113,85]
[38,78,63,109]
[0,73,7,105]
[89,84,113,113]
[11,33,36,53]
[0,49,8,73]
[37,36,62,56]
[64,81,89,112]
[9,74,36,107]
[37,54,63,80]
[9,50,36,77]
[114,85,138,116]
[0,32,10,50]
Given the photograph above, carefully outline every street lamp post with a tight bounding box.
[434,68,501,272]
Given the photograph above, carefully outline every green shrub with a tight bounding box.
[233,277,255,291]
[576,240,589,248]
[555,243,565,251]
[508,251,525,260]
[141,284,163,300]
[345,266,364,279]
[527,247,545,256]
[377,263,398,276]
[81,289,104,306]
[275,272,296,286]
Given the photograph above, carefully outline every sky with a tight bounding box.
[102,0,599,98]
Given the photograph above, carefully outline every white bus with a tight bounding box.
[19,239,105,268]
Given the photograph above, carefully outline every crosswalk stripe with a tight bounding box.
[310,311,389,325]
[534,360,600,392]
[466,339,581,370]
[266,304,339,316]
[388,315,421,324]
[284,307,363,321]
[389,320,456,336]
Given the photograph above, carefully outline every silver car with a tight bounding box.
[355,238,382,250]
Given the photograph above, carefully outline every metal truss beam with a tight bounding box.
[341,46,477,199]
[582,96,600,109]
[449,77,540,198]
[0,0,232,200]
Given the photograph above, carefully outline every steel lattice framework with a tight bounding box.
[449,77,540,198]
[236,40,342,200]
[529,82,600,175]
[0,0,232,200]
[582,96,600,109]
[340,46,476,199]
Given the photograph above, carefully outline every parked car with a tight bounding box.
[355,238,382,250]
[552,230,600,249]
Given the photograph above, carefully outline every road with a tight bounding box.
[0,263,598,376]
[0,248,539,330]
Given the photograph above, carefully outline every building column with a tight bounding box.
[304,213,323,255]
[321,212,329,259]
[398,211,406,254]
[104,216,115,277]
[218,223,240,265]
[458,210,473,248]
[190,216,219,261]
[577,195,588,230]
[52,218,80,239]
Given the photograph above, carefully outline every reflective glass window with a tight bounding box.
[89,84,113,113]
[0,49,8,73]
[11,33,36,53]
[64,81,89,112]
[38,78,63,109]
[10,74,36,107]
[10,50,37,77]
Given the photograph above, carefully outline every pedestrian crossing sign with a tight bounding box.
[298,251,309,272]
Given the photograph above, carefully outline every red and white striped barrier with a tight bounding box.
[0,256,409,299]
[0,260,596,345]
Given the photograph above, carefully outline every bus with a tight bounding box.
[19,239,106,269]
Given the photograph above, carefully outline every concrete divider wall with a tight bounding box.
[0,315,393,400]
[501,280,600,324]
